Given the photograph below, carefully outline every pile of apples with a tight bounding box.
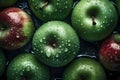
[0,0,120,80]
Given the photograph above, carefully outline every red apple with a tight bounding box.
[0,7,35,50]
[99,34,120,71]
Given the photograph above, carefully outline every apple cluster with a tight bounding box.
[0,0,120,80]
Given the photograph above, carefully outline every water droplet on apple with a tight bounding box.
[81,23,83,26]
[59,45,62,48]
[83,31,87,34]
[59,10,62,13]
[105,16,107,19]
[65,6,68,9]
[65,1,68,4]
[102,21,105,23]
[73,52,76,54]
[100,25,103,28]
[55,9,58,12]
[68,40,70,42]
[64,48,68,52]
[40,39,42,43]
[68,44,71,46]
[111,20,113,22]
[109,9,112,12]
[26,66,31,71]
[43,37,46,40]
[43,15,46,17]
[36,67,39,70]
[56,3,59,5]
[59,50,61,53]
[56,54,59,58]
[41,50,43,53]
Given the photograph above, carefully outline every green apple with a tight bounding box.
[7,53,50,80]
[0,49,5,77]
[32,21,80,67]
[28,0,73,21]
[63,57,106,80]
[0,0,17,7]
[72,0,118,42]
[0,7,35,50]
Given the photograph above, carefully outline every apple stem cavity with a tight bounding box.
[48,39,57,48]
[39,2,48,10]
[80,75,86,80]
[92,16,96,25]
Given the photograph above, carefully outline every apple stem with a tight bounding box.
[39,2,48,10]
[92,16,96,25]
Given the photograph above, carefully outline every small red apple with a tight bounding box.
[99,34,120,71]
[0,7,35,50]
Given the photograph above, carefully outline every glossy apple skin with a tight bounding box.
[99,34,120,71]
[0,0,17,7]
[0,50,5,77]
[0,8,35,50]
[7,53,50,80]
[28,0,73,21]
[63,57,106,80]
[32,21,80,67]
[72,0,118,42]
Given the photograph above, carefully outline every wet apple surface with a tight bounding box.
[0,0,120,80]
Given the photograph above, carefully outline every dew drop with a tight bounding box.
[56,3,59,5]
[56,54,59,58]
[68,44,71,46]
[16,35,20,38]
[40,50,43,54]
[26,66,31,71]
[65,6,67,9]
[105,16,107,19]
[55,9,58,12]
[102,21,105,23]
[65,1,68,4]
[64,48,68,52]
[43,37,45,40]
[40,39,42,43]
[111,20,113,22]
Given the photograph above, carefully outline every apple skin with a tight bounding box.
[7,53,50,80]
[99,34,120,71]
[71,0,118,42]
[32,21,80,67]
[0,49,5,77]
[28,0,73,21]
[0,7,35,50]
[0,0,17,7]
[63,57,106,80]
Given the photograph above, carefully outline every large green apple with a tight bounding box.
[0,0,17,7]
[28,0,73,21]
[63,57,106,80]
[7,53,50,80]
[32,21,80,67]
[0,49,5,77]
[72,0,118,42]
